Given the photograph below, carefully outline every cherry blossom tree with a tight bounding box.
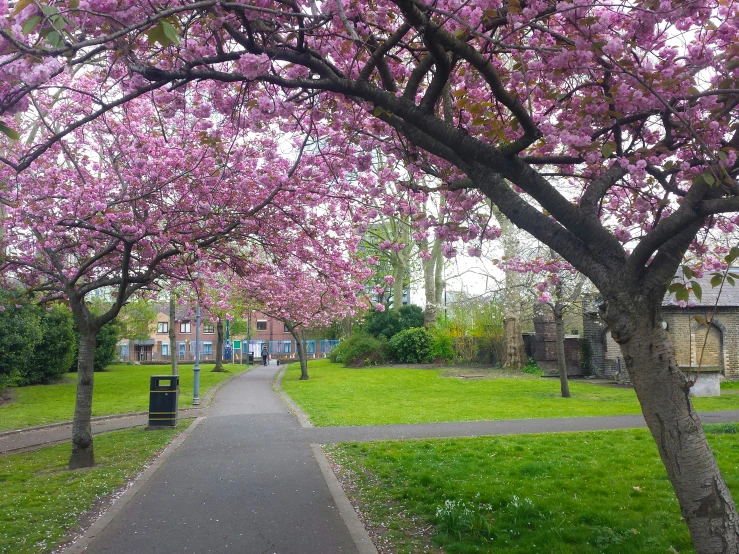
[200,237,369,380]
[0,82,361,469]
[2,1,739,549]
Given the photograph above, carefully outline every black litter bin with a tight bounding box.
[149,375,179,427]
[248,353,254,365]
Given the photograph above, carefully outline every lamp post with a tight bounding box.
[193,304,201,405]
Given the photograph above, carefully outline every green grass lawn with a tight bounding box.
[0,364,247,432]
[281,360,739,426]
[0,421,190,554]
[327,424,739,553]
[722,380,739,390]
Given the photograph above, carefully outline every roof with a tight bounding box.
[663,269,739,308]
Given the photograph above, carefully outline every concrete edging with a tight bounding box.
[61,416,206,554]
[273,365,313,428]
[311,444,378,554]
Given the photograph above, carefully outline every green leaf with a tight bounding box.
[730,247,739,260]
[601,142,616,158]
[694,315,708,325]
[676,287,689,303]
[147,24,171,48]
[0,122,20,140]
[702,171,715,186]
[10,0,34,18]
[728,276,735,287]
[21,15,42,34]
[711,274,722,288]
[46,30,62,47]
[690,281,702,303]
[667,283,685,294]
[727,59,739,71]
[40,5,59,16]
[682,265,695,279]
[161,20,180,45]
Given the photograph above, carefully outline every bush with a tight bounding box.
[19,305,77,385]
[0,297,42,389]
[521,358,544,376]
[362,304,425,340]
[388,327,433,363]
[329,333,387,367]
[430,327,456,363]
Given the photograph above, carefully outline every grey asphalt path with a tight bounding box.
[82,364,359,554]
[303,409,739,443]
[0,410,208,455]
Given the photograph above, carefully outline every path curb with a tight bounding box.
[311,444,378,554]
[274,365,313,428]
[61,417,206,554]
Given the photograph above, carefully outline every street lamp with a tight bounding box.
[193,304,201,405]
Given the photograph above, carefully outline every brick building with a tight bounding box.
[118,307,339,362]
[583,277,739,382]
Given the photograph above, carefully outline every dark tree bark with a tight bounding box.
[212,318,225,371]
[169,295,177,376]
[603,293,739,552]
[69,327,97,469]
[286,322,309,380]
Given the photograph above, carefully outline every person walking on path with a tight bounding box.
[261,344,268,365]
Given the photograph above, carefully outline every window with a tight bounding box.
[203,342,213,355]
[180,322,191,333]
[157,322,168,334]
[203,323,214,334]
[161,343,169,356]
[256,320,267,331]
[284,324,290,333]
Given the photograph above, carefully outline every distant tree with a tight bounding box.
[119,299,158,342]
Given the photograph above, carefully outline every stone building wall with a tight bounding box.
[584,306,739,381]
[662,309,739,378]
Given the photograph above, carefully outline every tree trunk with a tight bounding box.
[502,315,528,369]
[422,237,444,328]
[554,304,571,398]
[392,261,405,311]
[494,207,528,369]
[286,324,308,380]
[212,318,225,371]
[169,296,177,376]
[69,329,96,469]
[604,296,739,552]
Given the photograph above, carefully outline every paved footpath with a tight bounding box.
[3,365,738,554]
[79,364,362,554]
